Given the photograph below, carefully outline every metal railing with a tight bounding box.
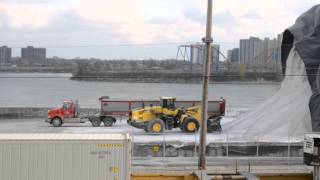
[130,132,304,159]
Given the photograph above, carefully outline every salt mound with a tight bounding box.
[223,46,312,139]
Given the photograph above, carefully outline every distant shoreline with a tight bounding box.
[71,72,283,84]
[0,70,283,84]
[0,67,72,73]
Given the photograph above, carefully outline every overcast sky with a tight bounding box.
[0,0,319,59]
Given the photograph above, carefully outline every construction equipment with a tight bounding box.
[127,97,225,133]
[46,98,118,127]
[46,96,225,128]
[46,99,89,127]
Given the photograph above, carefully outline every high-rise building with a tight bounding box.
[260,36,282,64]
[239,35,282,72]
[186,44,203,65]
[262,37,270,63]
[239,37,263,64]
[0,46,12,65]
[189,44,220,67]
[21,46,46,64]
[275,34,282,63]
[227,50,233,61]
[227,48,239,63]
[212,44,220,71]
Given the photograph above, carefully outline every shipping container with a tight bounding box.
[0,133,131,180]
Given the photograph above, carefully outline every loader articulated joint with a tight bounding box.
[127,120,145,129]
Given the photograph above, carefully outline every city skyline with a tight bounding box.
[0,0,318,59]
[0,34,282,64]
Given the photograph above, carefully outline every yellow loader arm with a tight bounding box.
[184,106,202,122]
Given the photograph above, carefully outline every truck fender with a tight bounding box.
[208,116,222,124]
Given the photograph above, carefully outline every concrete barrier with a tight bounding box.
[0,107,97,118]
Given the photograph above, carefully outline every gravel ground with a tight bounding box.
[0,118,209,143]
[0,117,298,143]
[0,118,139,133]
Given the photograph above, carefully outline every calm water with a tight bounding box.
[0,73,280,108]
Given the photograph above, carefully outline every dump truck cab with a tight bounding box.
[46,97,118,127]
[46,100,83,127]
[61,100,78,118]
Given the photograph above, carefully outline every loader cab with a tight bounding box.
[160,97,176,109]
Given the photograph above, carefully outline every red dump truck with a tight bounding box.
[46,96,226,128]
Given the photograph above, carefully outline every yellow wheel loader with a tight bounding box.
[127,97,225,133]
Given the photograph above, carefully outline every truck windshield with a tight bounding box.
[62,102,71,110]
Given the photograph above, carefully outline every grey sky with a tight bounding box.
[0,0,318,59]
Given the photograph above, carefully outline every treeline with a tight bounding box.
[74,59,202,75]
[5,58,281,83]
[7,57,203,74]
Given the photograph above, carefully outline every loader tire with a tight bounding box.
[181,118,199,133]
[52,118,62,127]
[91,117,101,127]
[147,119,165,133]
[103,117,114,127]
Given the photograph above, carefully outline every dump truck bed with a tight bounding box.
[99,99,225,117]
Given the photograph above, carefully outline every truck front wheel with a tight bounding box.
[52,118,62,127]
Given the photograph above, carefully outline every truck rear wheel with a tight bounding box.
[52,118,62,127]
[207,124,221,133]
[207,116,222,133]
[181,118,199,133]
[103,117,114,127]
[91,117,101,127]
[146,119,165,133]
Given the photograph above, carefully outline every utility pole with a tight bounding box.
[199,0,213,179]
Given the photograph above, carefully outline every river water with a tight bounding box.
[0,73,280,108]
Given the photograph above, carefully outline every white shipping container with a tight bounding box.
[0,133,131,180]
